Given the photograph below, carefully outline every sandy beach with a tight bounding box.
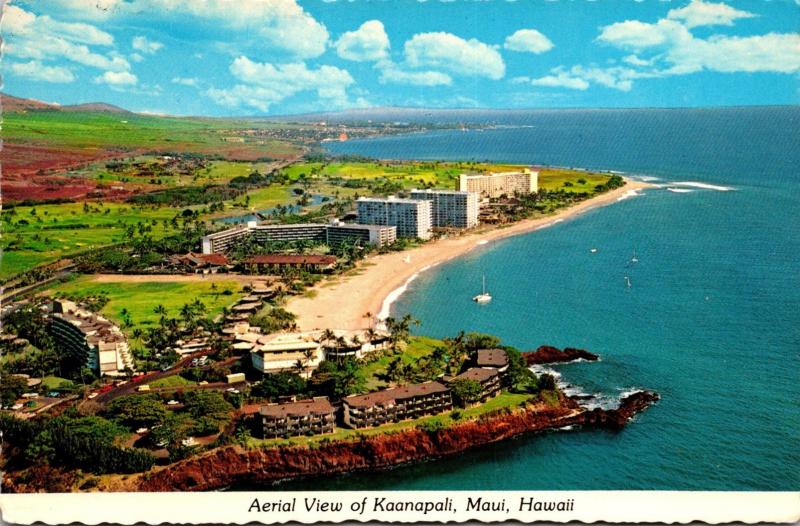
[288,180,652,331]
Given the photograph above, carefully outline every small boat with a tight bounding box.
[590,248,598,253]
[473,275,492,303]
[624,275,632,288]
[630,249,639,264]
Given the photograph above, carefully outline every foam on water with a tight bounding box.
[671,181,734,191]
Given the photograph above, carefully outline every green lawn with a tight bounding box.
[360,336,442,390]
[46,276,245,339]
[149,375,195,388]
[285,161,612,193]
[4,111,302,161]
[41,376,75,390]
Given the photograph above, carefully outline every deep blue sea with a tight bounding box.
[289,107,800,491]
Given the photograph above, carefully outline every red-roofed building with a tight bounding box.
[172,252,230,273]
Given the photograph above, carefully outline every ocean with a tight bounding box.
[280,107,800,491]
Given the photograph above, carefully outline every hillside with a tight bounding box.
[1,93,60,112]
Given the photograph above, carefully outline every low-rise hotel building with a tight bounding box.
[250,332,325,379]
[410,189,479,229]
[201,220,396,254]
[356,196,433,240]
[450,367,501,402]
[49,300,135,376]
[343,381,452,428]
[260,397,335,438]
[457,169,539,198]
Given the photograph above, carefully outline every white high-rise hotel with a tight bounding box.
[356,197,433,240]
[457,168,539,198]
[410,189,479,229]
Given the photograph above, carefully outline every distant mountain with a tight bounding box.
[1,93,60,112]
[62,102,130,113]
[1,93,130,113]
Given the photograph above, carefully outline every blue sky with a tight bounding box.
[4,0,799,115]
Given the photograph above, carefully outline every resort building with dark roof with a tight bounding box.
[342,381,452,429]
[476,348,509,373]
[449,367,501,401]
[260,397,335,438]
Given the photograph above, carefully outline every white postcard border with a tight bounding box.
[1,491,799,525]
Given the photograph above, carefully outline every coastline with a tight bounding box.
[288,179,652,331]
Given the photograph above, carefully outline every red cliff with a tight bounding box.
[136,391,658,492]
[523,345,599,364]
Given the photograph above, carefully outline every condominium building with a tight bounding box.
[326,220,397,248]
[449,367,501,402]
[250,332,325,379]
[49,300,135,376]
[456,168,539,198]
[356,197,433,240]
[201,224,250,254]
[201,220,396,254]
[260,397,335,438]
[342,381,452,428]
[250,223,328,244]
[410,189,479,229]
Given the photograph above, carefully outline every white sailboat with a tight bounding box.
[630,249,639,264]
[473,275,492,303]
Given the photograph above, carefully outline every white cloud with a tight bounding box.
[94,70,138,87]
[208,55,356,112]
[598,19,692,50]
[377,62,452,86]
[132,35,163,54]
[622,54,656,67]
[579,2,800,91]
[4,5,130,73]
[504,29,554,54]
[404,32,505,79]
[335,20,389,62]
[667,0,756,28]
[172,77,200,86]
[10,60,76,83]
[48,0,330,59]
[131,53,145,62]
[530,72,589,90]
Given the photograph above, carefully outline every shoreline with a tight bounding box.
[288,178,652,331]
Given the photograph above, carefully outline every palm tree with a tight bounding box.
[153,304,167,316]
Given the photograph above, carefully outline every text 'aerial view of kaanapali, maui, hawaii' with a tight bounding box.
[0,0,798,524]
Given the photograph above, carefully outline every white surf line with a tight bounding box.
[616,188,642,201]
[667,188,694,193]
[376,263,437,328]
[671,181,734,191]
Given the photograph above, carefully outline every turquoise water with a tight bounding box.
[281,107,799,491]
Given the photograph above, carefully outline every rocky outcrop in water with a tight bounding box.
[134,391,658,492]
[523,345,599,364]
